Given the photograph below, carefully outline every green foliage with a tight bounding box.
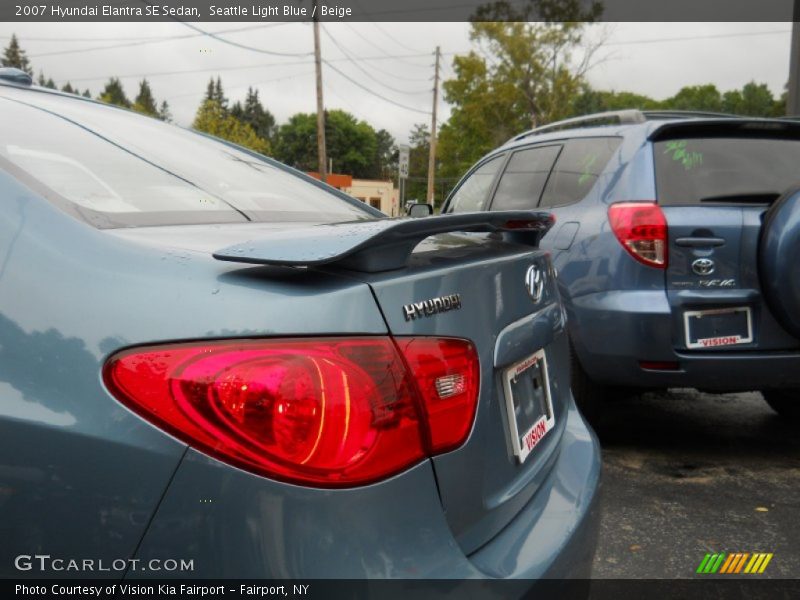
[231,87,276,141]
[662,84,722,112]
[132,79,158,117]
[273,109,392,179]
[438,21,594,187]
[158,100,172,122]
[403,123,431,202]
[61,82,75,94]
[193,98,269,155]
[373,129,397,181]
[205,77,228,111]
[722,81,784,117]
[1,34,32,76]
[36,71,56,89]
[98,77,131,108]
[570,85,660,116]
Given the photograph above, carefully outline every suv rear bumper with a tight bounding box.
[571,290,800,391]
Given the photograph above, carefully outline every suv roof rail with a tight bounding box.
[641,109,738,120]
[509,109,645,143]
[0,67,32,86]
[508,108,749,144]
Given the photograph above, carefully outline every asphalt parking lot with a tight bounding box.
[591,389,800,579]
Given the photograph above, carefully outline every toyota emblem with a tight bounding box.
[692,258,715,276]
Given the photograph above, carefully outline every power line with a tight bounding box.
[5,23,289,44]
[340,22,430,69]
[605,28,791,46]
[339,23,433,81]
[323,60,431,116]
[173,20,312,58]
[164,70,316,101]
[27,23,293,58]
[54,52,432,85]
[323,26,431,96]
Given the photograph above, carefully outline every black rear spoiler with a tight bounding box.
[213,211,554,273]
[649,119,800,141]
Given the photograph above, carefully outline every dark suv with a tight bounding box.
[443,109,800,419]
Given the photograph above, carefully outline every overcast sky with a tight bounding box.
[0,22,792,144]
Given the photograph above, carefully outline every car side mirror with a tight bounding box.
[407,203,434,218]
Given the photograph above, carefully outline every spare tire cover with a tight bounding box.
[760,185,800,339]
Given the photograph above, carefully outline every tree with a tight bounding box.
[82,89,91,98]
[1,34,32,76]
[570,85,659,116]
[723,81,780,117]
[98,77,131,108]
[36,71,56,89]
[204,77,228,111]
[372,129,397,181]
[663,84,723,112]
[231,87,276,141]
[193,98,269,155]
[61,82,75,94]
[437,19,600,182]
[273,109,380,178]
[132,79,158,117]
[158,100,172,122]
[404,123,431,201]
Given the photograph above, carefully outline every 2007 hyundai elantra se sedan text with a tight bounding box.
[0,68,600,584]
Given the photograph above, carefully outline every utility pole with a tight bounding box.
[426,46,441,205]
[313,0,328,182]
[789,1,800,115]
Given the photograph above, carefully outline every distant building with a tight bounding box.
[307,172,399,216]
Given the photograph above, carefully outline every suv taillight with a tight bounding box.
[608,202,668,268]
[104,337,479,488]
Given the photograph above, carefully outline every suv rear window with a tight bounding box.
[0,93,372,228]
[655,136,800,205]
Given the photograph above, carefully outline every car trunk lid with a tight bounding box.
[213,213,570,554]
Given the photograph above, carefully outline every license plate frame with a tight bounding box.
[502,349,555,464]
[684,306,753,349]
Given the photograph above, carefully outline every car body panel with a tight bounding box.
[131,400,600,579]
[1,81,601,581]
[351,237,568,554]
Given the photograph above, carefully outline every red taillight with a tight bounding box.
[395,337,479,453]
[104,337,479,487]
[608,202,668,268]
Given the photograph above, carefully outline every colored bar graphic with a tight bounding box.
[735,553,750,573]
[697,552,772,575]
[719,553,736,574]
[758,554,773,573]
[696,554,712,574]
[710,553,726,573]
[744,554,760,573]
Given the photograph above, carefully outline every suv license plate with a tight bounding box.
[502,349,555,464]
[684,306,753,349]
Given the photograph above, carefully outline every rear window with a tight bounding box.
[0,93,372,228]
[655,137,800,205]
